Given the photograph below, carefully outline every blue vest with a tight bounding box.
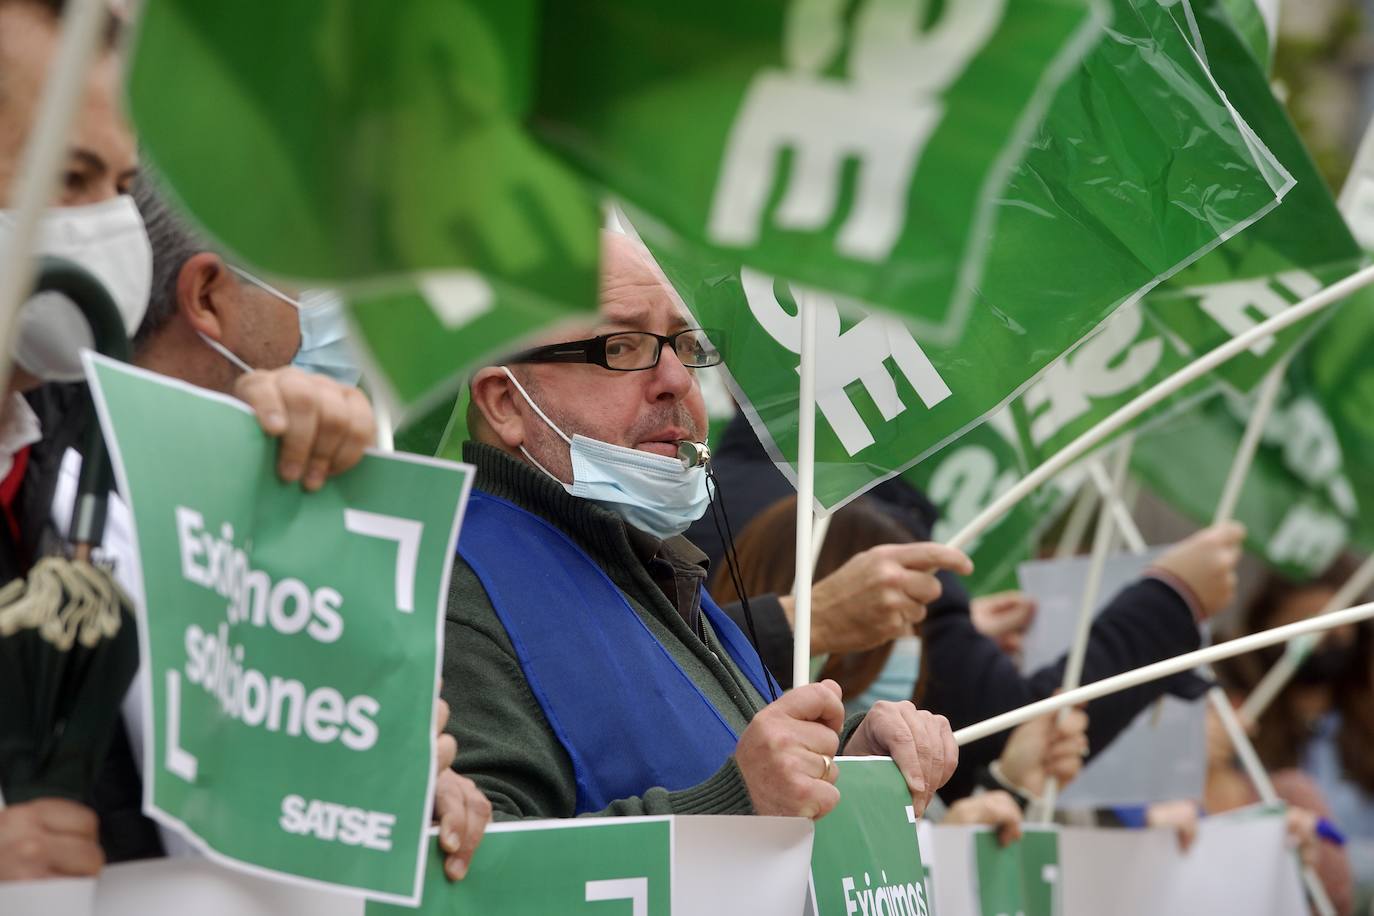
[457,490,777,814]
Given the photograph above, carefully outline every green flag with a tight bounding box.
[1298,288,1374,553]
[1144,0,1358,397]
[84,355,472,904]
[1015,0,1359,472]
[1219,0,1279,69]
[632,0,1288,512]
[534,0,1286,347]
[128,0,601,334]
[903,411,1061,595]
[534,0,1109,344]
[1132,388,1357,578]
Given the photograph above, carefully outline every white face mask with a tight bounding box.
[4,196,153,381]
[501,366,711,540]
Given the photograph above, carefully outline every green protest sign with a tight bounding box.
[372,821,672,916]
[534,0,1107,344]
[809,758,929,916]
[83,355,473,904]
[368,816,815,915]
[128,0,600,319]
[973,830,1062,916]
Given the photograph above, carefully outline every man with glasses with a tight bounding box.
[443,231,972,822]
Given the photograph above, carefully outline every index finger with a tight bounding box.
[233,371,289,437]
[890,543,973,576]
[775,681,846,734]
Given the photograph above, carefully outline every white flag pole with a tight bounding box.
[792,294,819,689]
[1087,449,1146,553]
[953,598,1374,745]
[1213,354,1291,527]
[1054,479,1099,559]
[945,263,1374,553]
[1036,441,1130,820]
[0,0,111,384]
[1241,552,1374,722]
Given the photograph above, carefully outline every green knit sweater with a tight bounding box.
[440,443,769,820]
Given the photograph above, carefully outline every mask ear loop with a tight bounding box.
[198,332,253,374]
[706,465,778,702]
[228,264,304,311]
[499,365,578,487]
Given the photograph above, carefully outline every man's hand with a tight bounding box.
[234,367,375,491]
[0,799,104,881]
[431,693,491,881]
[944,791,1023,847]
[843,700,957,817]
[434,769,492,881]
[970,591,1037,659]
[734,680,845,820]
[997,708,1089,797]
[784,544,973,656]
[1150,523,1245,619]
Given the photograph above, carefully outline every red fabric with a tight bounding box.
[0,445,30,543]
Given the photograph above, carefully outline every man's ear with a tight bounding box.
[175,252,236,340]
[469,367,526,449]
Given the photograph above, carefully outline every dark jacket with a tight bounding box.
[689,413,1204,802]
[1,384,164,863]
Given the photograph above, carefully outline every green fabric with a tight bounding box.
[441,443,764,819]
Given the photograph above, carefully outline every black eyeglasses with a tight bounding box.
[507,328,724,372]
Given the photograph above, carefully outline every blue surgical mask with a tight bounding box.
[230,267,362,385]
[501,366,710,540]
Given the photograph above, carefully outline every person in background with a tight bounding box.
[711,493,1090,812]
[1218,558,1374,911]
[704,479,1238,802]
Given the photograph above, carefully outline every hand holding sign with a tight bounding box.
[843,700,957,817]
[0,799,104,880]
[734,679,844,819]
[233,366,376,491]
[85,355,473,904]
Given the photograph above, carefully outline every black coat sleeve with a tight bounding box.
[923,575,1201,802]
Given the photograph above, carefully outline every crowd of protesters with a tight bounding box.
[0,1,1371,913]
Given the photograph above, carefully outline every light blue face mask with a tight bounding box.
[849,635,922,717]
[501,366,710,540]
[230,267,362,385]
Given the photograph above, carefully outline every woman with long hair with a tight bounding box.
[710,493,1088,825]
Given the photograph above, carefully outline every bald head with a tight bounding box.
[467,229,709,479]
